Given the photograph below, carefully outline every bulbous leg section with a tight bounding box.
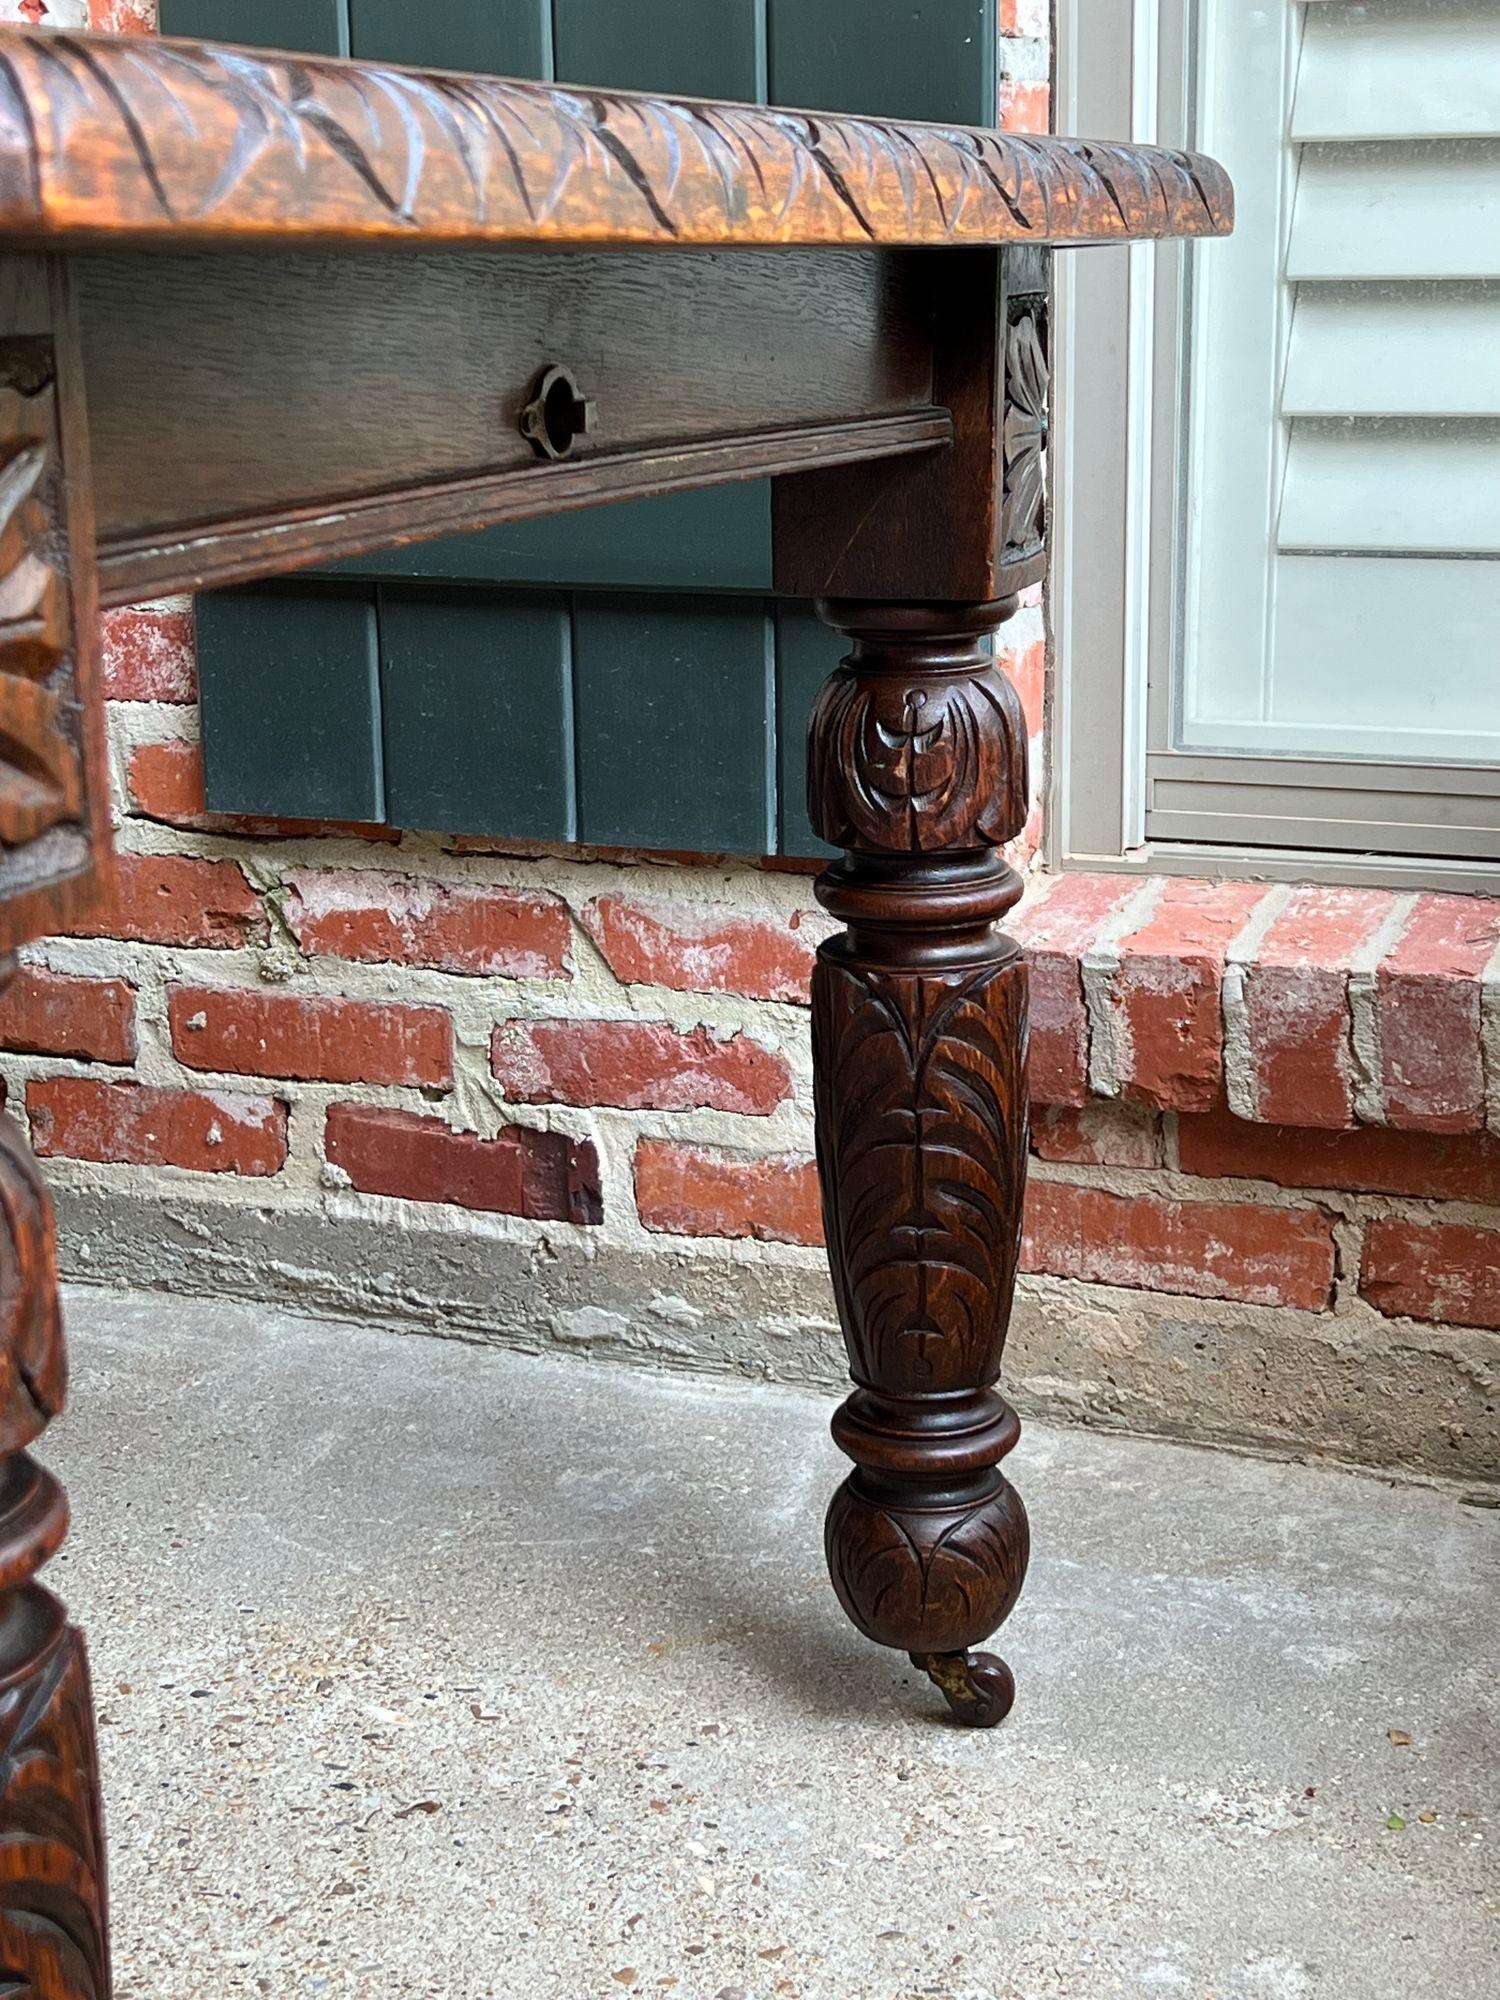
[909,1649,1016,1729]
[826,1472,1029,1723]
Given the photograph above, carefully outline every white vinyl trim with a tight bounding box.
[1053,0,1500,883]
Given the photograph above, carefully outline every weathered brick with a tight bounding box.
[90,0,155,29]
[1021,1179,1335,1311]
[1004,637,1046,741]
[129,739,397,844]
[1001,0,1049,36]
[1031,1102,1163,1170]
[1007,794,1045,874]
[492,1017,790,1115]
[999,80,1050,134]
[1240,887,1391,1128]
[1179,1105,1500,1204]
[29,1077,286,1175]
[99,600,195,703]
[1110,879,1268,1112]
[1011,875,1144,1107]
[286,871,570,979]
[1377,894,1500,1133]
[63,853,265,949]
[583,896,815,1005]
[1361,1217,1500,1332]
[10,1,89,25]
[0,967,136,1063]
[634,1141,822,1246]
[126,738,206,825]
[170,985,452,1088]
[325,1104,600,1223]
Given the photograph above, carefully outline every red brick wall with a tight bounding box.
[14,602,1500,1358]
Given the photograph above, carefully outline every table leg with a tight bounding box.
[0,1020,111,1996]
[0,257,115,1998]
[807,598,1031,1728]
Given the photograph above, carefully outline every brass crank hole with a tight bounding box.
[519,364,596,461]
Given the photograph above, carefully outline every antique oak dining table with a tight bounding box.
[0,24,1231,1992]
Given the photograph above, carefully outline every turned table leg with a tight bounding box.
[808,598,1031,1728]
[0,261,117,1997]
[0,985,111,1995]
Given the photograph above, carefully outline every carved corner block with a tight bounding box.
[997,242,1049,595]
[0,261,111,958]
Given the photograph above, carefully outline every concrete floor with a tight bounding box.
[47,1287,1497,2000]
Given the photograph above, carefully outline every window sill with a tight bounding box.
[1055,840,1500,901]
[1013,870,1500,1136]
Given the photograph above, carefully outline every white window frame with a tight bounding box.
[1050,0,1500,892]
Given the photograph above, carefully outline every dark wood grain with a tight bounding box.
[0,1059,110,1997]
[0,29,1233,254]
[0,259,111,959]
[98,410,951,606]
[774,242,1049,605]
[71,243,948,601]
[807,600,1031,1727]
[78,245,935,538]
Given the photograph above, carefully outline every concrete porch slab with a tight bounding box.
[49,1286,1497,2000]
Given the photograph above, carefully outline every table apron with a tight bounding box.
[64,243,953,602]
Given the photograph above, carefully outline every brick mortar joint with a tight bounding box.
[1028,1155,1344,1216]
[1015,1267,1414,1335]
[1221,884,1293,1121]
[1349,892,1420,1127]
[1481,931,1500,1129]
[1025,1156,1500,1230]
[1081,879,1162,1100]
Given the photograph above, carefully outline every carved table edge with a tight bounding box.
[0,28,1232,256]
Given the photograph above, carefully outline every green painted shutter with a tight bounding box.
[555,0,761,100]
[161,0,347,56]
[377,590,573,840]
[769,0,995,122]
[167,0,996,858]
[347,1,549,76]
[195,586,383,822]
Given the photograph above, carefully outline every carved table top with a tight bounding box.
[0,28,1232,254]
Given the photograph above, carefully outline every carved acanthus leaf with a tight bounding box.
[0,357,82,862]
[0,1627,108,2000]
[808,662,1027,854]
[825,1476,1029,1654]
[0,1113,64,1458]
[1000,306,1048,561]
[812,955,1028,1394]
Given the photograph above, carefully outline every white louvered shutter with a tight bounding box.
[1174,0,1500,769]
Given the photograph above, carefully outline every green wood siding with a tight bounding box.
[768,0,995,121]
[378,590,573,840]
[348,0,549,75]
[323,489,773,596]
[162,0,346,55]
[555,0,762,100]
[572,597,774,852]
[165,0,995,860]
[196,587,383,822]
